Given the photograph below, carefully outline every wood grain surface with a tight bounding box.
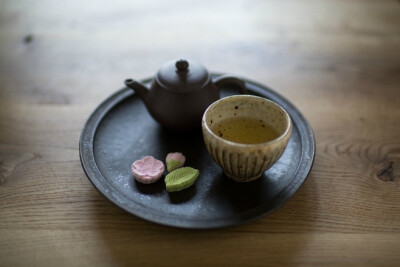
[1,0,400,266]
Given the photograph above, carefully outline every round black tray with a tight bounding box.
[79,75,315,229]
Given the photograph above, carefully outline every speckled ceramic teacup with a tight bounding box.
[202,95,292,182]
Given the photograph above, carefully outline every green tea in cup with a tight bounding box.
[202,95,292,182]
[211,116,279,144]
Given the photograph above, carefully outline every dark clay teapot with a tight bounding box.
[124,59,247,131]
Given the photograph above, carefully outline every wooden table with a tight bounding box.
[1,0,399,266]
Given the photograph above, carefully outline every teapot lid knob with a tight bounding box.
[156,59,210,93]
[175,59,189,73]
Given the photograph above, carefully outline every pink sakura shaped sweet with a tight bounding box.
[131,156,165,184]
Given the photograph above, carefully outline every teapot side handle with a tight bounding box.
[213,75,247,94]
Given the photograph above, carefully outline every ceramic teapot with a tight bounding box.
[124,59,247,131]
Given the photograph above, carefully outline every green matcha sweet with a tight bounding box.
[165,167,199,192]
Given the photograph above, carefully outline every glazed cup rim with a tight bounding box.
[202,95,292,148]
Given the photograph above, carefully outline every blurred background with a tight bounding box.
[2,0,399,110]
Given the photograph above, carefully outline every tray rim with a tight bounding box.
[79,74,315,229]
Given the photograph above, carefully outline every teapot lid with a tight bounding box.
[155,59,210,93]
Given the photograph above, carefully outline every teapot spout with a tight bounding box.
[124,79,149,100]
